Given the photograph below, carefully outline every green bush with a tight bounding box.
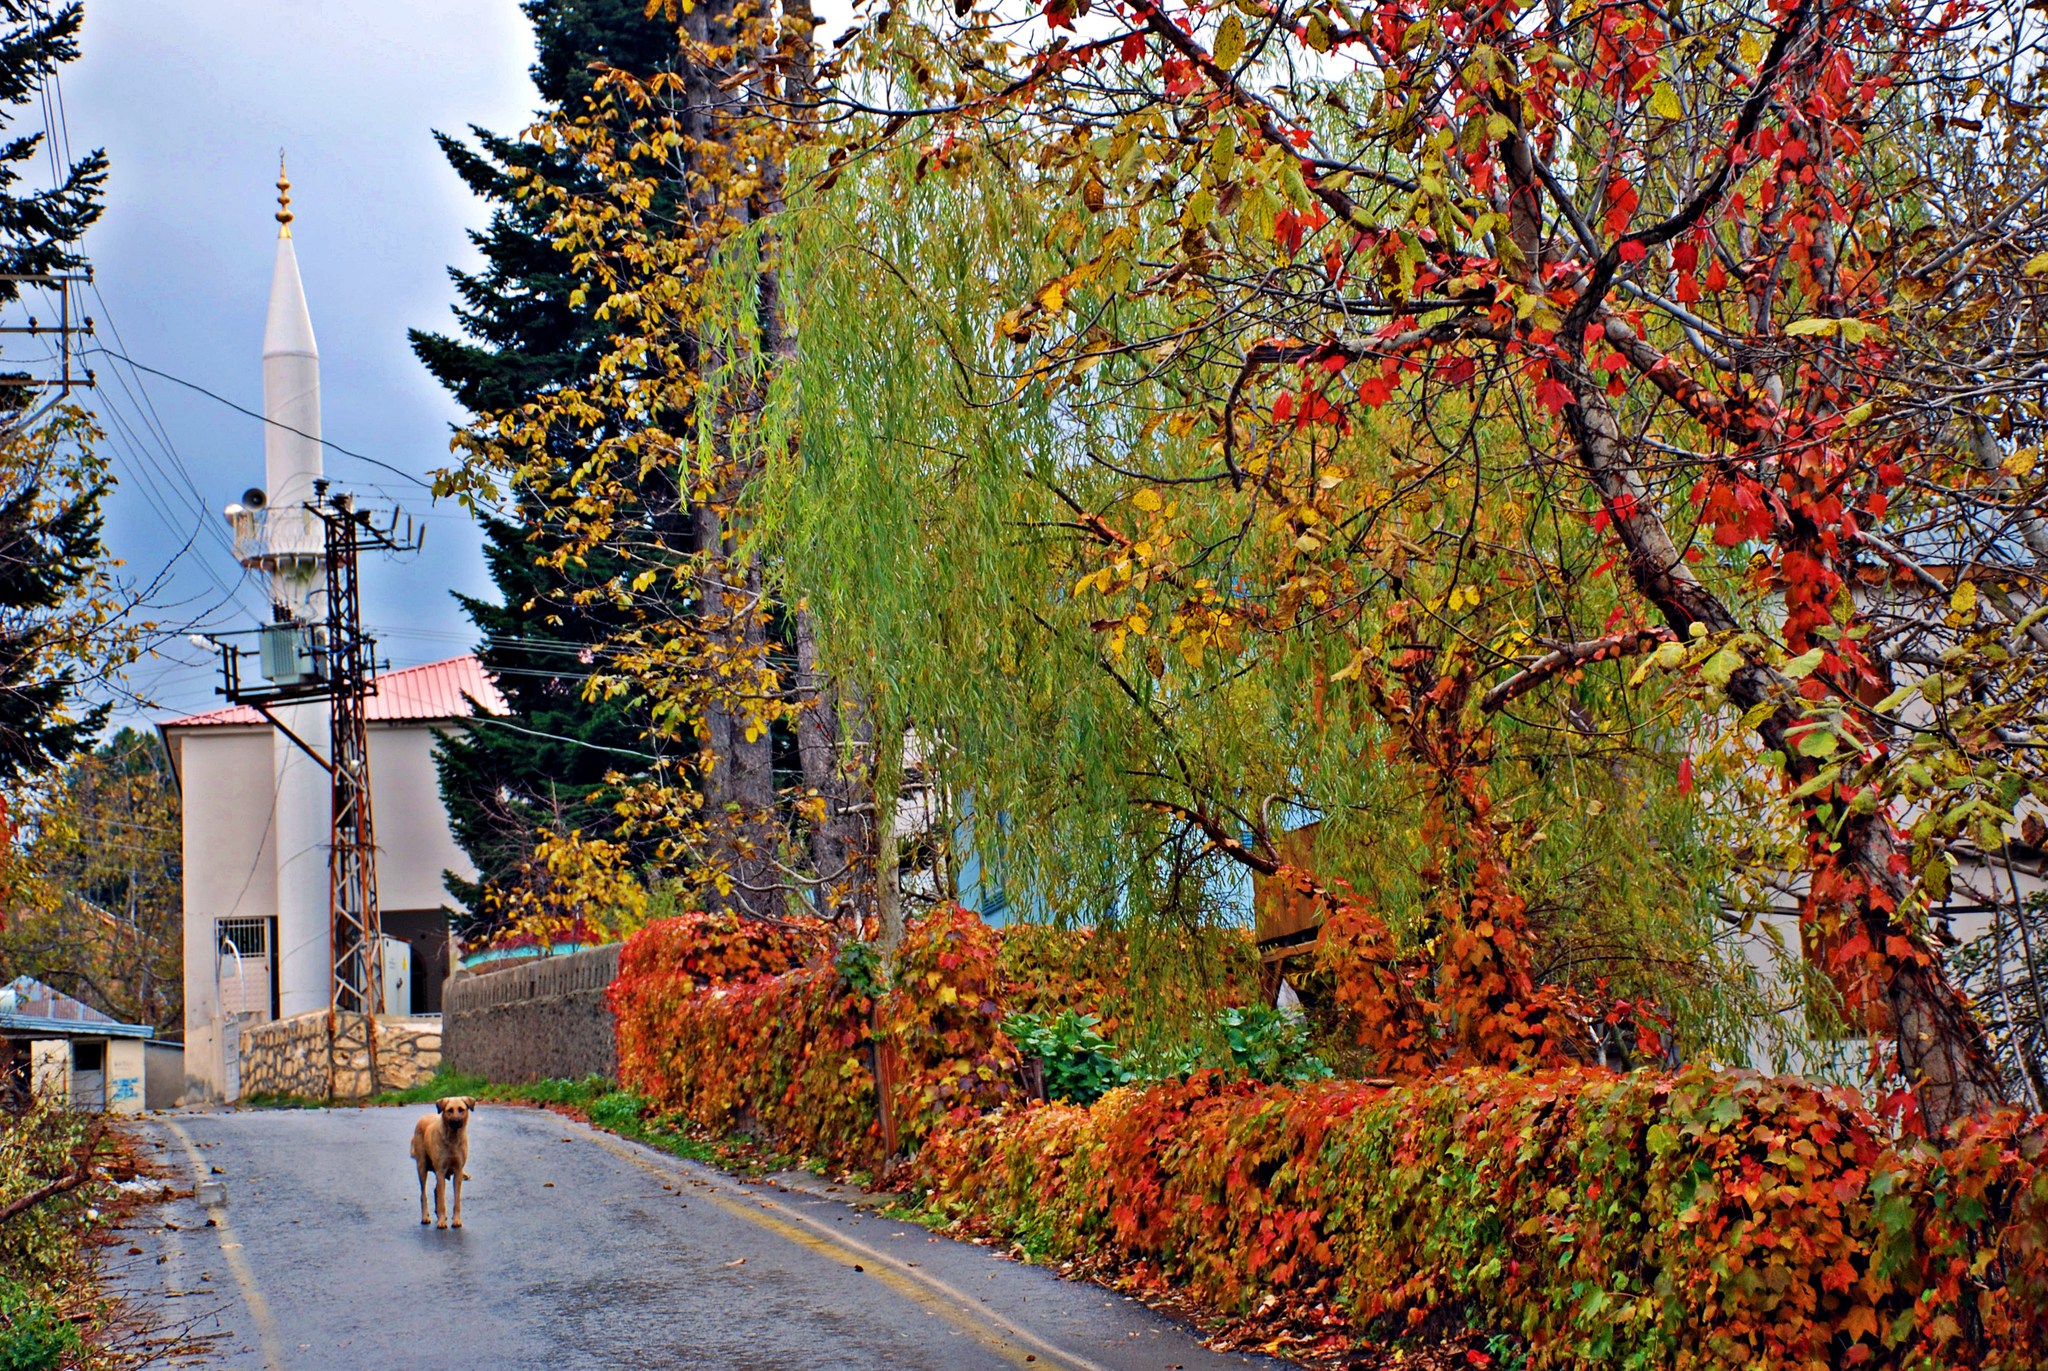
[1005,1004,1329,1105]
[1003,1010,1133,1104]
[0,1276,81,1371]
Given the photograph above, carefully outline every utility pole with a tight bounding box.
[313,486,417,1089]
[0,270,96,436]
[208,487,421,1095]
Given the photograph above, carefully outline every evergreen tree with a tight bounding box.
[0,4,104,303]
[0,2,109,776]
[413,0,689,934]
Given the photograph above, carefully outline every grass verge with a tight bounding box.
[241,1067,771,1170]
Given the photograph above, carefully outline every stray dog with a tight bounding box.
[411,1096,475,1229]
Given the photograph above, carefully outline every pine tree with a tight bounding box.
[0,3,104,301]
[413,0,689,934]
[0,2,109,777]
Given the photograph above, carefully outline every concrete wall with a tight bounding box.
[105,1038,147,1115]
[443,945,620,1084]
[239,1011,442,1099]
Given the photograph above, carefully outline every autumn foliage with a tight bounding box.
[913,1069,2048,1369]
[610,906,1016,1164]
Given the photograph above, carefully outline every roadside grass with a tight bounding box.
[242,1067,741,1169]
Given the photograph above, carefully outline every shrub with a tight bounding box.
[611,904,1016,1165]
[609,910,829,1098]
[911,1067,2048,1370]
[1005,1004,1328,1105]
[1004,1010,1133,1104]
[0,1278,79,1371]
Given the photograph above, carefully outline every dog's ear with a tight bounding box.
[461,1097,477,1111]
[435,1099,446,1115]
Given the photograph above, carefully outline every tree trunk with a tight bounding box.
[693,501,779,919]
[1556,353,2007,1130]
[794,607,875,926]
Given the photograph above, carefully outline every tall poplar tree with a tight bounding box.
[413,0,690,933]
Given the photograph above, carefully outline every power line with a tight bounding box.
[85,345,440,493]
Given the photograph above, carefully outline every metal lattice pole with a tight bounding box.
[207,485,419,1099]
[320,491,385,1094]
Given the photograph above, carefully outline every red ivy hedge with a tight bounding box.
[610,906,1014,1166]
[911,1069,2048,1369]
[610,911,827,1104]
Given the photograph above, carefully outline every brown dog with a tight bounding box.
[410,1096,474,1229]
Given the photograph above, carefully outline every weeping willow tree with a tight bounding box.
[445,0,1817,1071]
[746,149,1790,1070]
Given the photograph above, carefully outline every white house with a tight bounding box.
[160,656,504,1101]
[156,172,505,1102]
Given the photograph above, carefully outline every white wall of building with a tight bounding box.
[170,717,479,1101]
[174,725,276,1102]
[368,724,473,914]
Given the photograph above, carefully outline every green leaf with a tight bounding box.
[1782,647,1825,679]
[1790,763,1842,799]
[1795,727,1839,758]
[1701,647,1743,686]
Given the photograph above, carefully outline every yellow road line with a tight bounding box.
[578,1127,1118,1371]
[159,1118,287,1371]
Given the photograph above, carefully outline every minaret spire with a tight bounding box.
[275,151,294,238]
[226,159,324,614]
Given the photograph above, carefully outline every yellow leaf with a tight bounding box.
[631,569,658,592]
[1132,488,1162,512]
[1214,13,1246,68]
[1210,123,1238,179]
[2022,251,2048,278]
[1649,83,1682,119]
[1838,402,1874,430]
[1036,280,1067,314]
[1948,579,1978,625]
[937,985,959,1005]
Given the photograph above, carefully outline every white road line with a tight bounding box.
[157,1118,288,1371]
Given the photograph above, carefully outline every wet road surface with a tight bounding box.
[110,1104,1285,1371]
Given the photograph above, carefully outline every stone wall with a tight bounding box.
[238,1011,442,1099]
[443,944,620,1084]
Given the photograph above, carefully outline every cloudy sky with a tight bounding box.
[58,0,542,727]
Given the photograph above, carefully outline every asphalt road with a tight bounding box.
[109,1104,1284,1371]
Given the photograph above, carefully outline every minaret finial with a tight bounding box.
[275,151,294,237]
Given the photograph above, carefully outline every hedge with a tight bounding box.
[910,1068,2048,1370]
[610,905,1015,1165]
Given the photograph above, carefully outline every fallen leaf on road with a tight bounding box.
[725,1257,747,1267]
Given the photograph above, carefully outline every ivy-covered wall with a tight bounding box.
[912,1070,2048,1370]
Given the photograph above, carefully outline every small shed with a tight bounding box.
[0,975,171,1114]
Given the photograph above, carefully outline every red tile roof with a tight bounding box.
[160,654,509,729]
